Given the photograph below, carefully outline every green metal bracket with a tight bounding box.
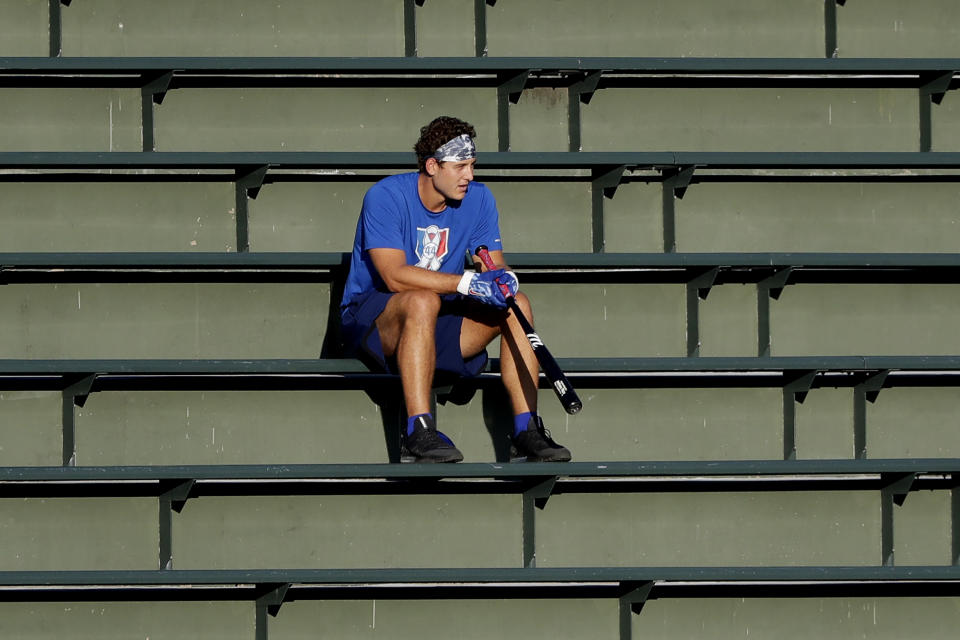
[922,72,955,106]
[662,165,696,200]
[685,267,720,357]
[474,0,497,57]
[618,581,655,640]
[782,370,818,460]
[61,374,97,467]
[881,472,917,567]
[497,70,532,151]
[234,165,269,253]
[522,476,557,568]
[159,479,196,570]
[257,582,291,617]
[854,370,890,459]
[567,71,603,151]
[140,72,174,152]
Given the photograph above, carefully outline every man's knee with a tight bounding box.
[396,289,442,322]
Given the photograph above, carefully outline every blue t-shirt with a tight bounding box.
[340,172,503,313]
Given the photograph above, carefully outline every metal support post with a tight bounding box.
[685,267,719,357]
[159,479,195,570]
[141,72,174,152]
[881,473,916,567]
[403,0,426,57]
[783,370,817,461]
[521,476,556,568]
[567,72,602,151]
[591,165,626,253]
[61,374,96,467]
[756,268,793,357]
[474,0,497,57]
[48,0,72,57]
[919,72,955,151]
[853,370,889,460]
[618,581,654,640]
[234,165,269,253]
[660,166,694,253]
[497,71,531,151]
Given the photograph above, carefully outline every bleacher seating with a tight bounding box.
[2,1,960,638]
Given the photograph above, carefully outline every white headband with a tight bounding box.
[432,134,476,162]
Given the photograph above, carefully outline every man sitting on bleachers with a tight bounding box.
[340,115,571,463]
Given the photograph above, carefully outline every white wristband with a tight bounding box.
[457,271,474,295]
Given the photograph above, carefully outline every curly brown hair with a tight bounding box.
[414,116,477,173]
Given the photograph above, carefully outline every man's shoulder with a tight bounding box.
[368,172,418,196]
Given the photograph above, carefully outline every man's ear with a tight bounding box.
[425,157,439,176]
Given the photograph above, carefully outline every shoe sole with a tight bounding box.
[400,452,464,464]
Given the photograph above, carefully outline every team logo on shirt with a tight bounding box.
[415,225,450,271]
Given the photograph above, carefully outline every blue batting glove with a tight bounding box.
[457,269,509,308]
[497,270,520,297]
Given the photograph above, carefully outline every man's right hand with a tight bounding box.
[457,269,509,308]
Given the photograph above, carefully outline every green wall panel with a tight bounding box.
[0,89,141,152]
[60,0,403,56]
[633,597,960,640]
[0,602,252,640]
[677,182,960,252]
[493,180,593,252]
[698,284,760,357]
[795,388,855,460]
[78,390,391,465]
[508,88,572,152]
[533,388,782,462]
[0,497,157,570]
[867,388,960,459]
[0,283,328,358]
[770,284,960,356]
[582,88,918,152]
[486,0,824,57]
[271,599,615,640]
[0,0,48,56]
[933,96,960,152]
[527,283,686,357]
[250,183,369,252]
[837,0,960,57]
[0,391,61,467]
[173,494,519,569]
[537,491,879,566]
[602,181,664,253]
[414,0,474,57]
[894,489,951,566]
[0,182,235,251]
[154,88,496,152]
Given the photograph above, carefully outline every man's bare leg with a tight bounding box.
[375,289,441,417]
[460,292,539,415]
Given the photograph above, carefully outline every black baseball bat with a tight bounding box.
[474,245,583,415]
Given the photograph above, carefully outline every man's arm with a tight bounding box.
[368,247,461,294]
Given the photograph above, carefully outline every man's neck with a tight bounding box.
[417,172,447,213]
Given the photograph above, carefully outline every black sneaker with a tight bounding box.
[401,415,464,463]
[511,415,572,462]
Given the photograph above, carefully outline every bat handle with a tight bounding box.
[474,245,513,299]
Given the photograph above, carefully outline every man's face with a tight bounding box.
[427,157,476,201]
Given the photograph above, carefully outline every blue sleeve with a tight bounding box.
[469,184,503,253]
[360,183,406,251]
